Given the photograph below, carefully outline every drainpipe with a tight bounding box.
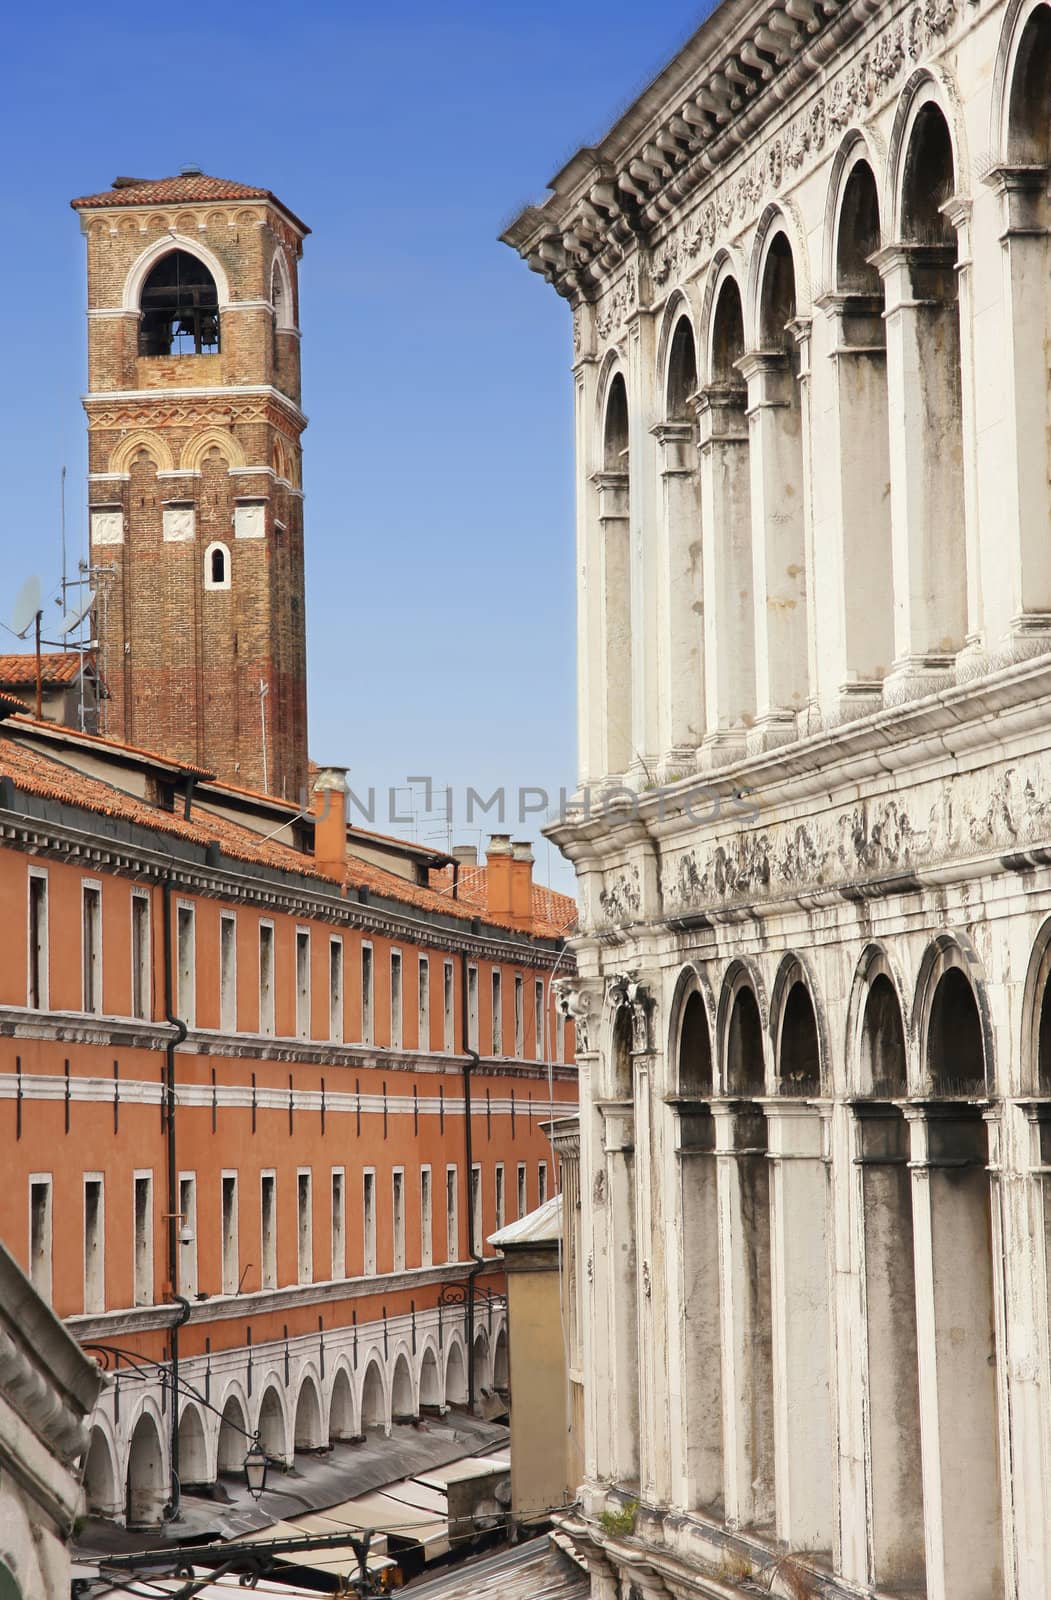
[163,876,188,1517]
[459,952,483,1409]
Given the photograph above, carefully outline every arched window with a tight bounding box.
[665,316,697,420]
[598,373,633,777]
[139,250,220,357]
[204,542,231,592]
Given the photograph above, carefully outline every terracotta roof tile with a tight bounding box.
[0,653,89,688]
[70,174,310,234]
[0,726,572,940]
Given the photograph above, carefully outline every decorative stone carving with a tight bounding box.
[607,972,655,1054]
[599,865,641,927]
[595,266,637,341]
[162,506,195,542]
[556,979,603,1054]
[90,509,123,546]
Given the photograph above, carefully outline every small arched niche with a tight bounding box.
[777,979,821,1096]
[860,974,908,1098]
[677,989,713,1097]
[666,316,698,421]
[726,983,765,1096]
[900,102,957,248]
[758,231,797,351]
[710,277,746,385]
[603,373,629,471]
[610,1002,634,1099]
[836,159,882,295]
[139,250,220,357]
[927,965,985,1096]
[204,541,231,591]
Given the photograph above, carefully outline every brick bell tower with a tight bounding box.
[71,168,310,799]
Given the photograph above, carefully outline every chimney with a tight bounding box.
[450,844,478,867]
[313,766,348,878]
[510,840,534,930]
[485,834,513,923]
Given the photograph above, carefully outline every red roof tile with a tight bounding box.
[0,652,89,688]
[70,174,309,234]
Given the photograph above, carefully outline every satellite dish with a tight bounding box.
[60,591,96,637]
[10,576,41,639]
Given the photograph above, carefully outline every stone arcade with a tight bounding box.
[505,0,1051,1596]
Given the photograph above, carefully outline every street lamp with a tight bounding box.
[243,1436,268,1500]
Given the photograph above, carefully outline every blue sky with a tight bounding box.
[0,0,708,891]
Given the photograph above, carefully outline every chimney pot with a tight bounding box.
[313,765,348,878]
[450,844,478,866]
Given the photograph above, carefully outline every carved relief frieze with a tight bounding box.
[598,863,641,928]
[595,265,637,340]
[637,0,959,308]
[661,753,1051,917]
[86,398,302,435]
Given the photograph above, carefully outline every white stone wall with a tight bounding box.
[507,0,1051,1595]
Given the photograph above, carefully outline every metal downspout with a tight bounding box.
[163,876,188,1516]
[460,951,483,1409]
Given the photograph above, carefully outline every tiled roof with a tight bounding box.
[0,722,572,942]
[428,863,578,940]
[0,652,89,688]
[70,174,310,233]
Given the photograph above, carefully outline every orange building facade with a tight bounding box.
[0,709,576,1526]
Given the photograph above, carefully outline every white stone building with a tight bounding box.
[504,0,1051,1596]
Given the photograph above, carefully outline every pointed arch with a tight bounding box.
[122,232,231,313]
[271,249,295,331]
[180,427,245,473]
[108,430,175,476]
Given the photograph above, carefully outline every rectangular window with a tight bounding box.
[361,945,374,1044]
[178,1174,197,1298]
[363,1170,376,1275]
[514,974,524,1058]
[331,1169,345,1279]
[534,980,545,1061]
[221,1173,238,1295]
[82,884,102,1014]
[392,1169,405,1272]
[131,893,150,1020]
[495,1164,505,1233]
[259,923,275,1036]
[84,1175,104,1313]
[491,970,503,1055]
[297,1169,313,1284]
[418,957,429,1050]
[538,1162,548,1205]
[517,1162,527,1221]
[219,913,237,1033]
[446,1165,459,1263]
[133,1172,153,1307]
[390,950,403,1048]
[296,929,310,1039]
[176,904,195,1027]
[27,871,48,1010]
[467,965,479,1051]
[329,938,344,1042]
[420,1167,433,1267]
[443,961,454,1052]
[471,1163,482,1253]
[29,1176,52,1302]
[260,1172,276,1289]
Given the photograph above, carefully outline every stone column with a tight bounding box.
[598,1096,640,1489]
[811,294,892,722]
[762,1100,833,1552]
[904,1103,1004,1600]
[627,309,661,781]
[694,385,755,765]
[651,421,704,771]
[979,169,1051,660]
[591,470,632,779]
[875,246,968,700]
[738,349,808,749]
[853,1102,924,1591]
[670,1102,722,1513]
[711,1098,774,1530]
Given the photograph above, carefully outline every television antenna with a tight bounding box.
[8,575,43,718]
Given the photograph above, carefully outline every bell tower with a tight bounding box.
[72,169,310,798]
